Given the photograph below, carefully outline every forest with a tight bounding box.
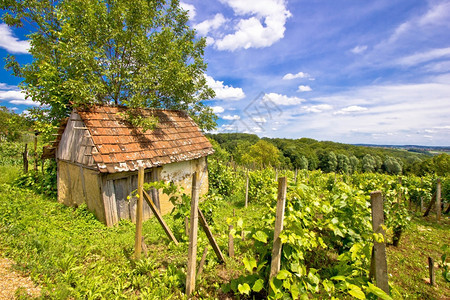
[207,133,450,177]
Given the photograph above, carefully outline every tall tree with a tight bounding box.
[2,0,216,137]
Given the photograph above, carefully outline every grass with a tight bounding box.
[0,166,448,299]
[386,214,449,299]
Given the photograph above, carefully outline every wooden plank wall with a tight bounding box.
[102,169,160,226]
[57,111,96,167]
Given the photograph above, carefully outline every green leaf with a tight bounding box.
[252,279,264,292]
[253,231,268,243]
[330,275,346,281]
[243,257,257,273]
[237,218,244,228]
[238,283,251,295]
[276,269,291,280]
[366,282,393,300]
[348,284,366,299]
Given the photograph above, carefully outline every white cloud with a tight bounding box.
[211,105,225,113]
[0,90,25,100]
[282,71,313,80]
[9,99,40,106]
[194,14,226,36]
[297,85,312,92]
[397,47,450,66]
[334,105,368,115]
[351,45,368,54]
[212,0,291,51]
[302,104,333,113]
[180,2,196,19]
[205,75,245,101]
[222,114,240,120]
[0,24,30,54]
[252,117,267,123]
[263,92,304,106]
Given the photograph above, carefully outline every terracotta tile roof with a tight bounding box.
[74,106,213,173]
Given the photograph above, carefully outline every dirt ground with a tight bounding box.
[0,257,41,299]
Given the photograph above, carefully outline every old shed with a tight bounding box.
[52,105,214,226]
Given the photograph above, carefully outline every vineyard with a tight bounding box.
[0,160,449,299]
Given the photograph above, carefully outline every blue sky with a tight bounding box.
[1,0,450,145]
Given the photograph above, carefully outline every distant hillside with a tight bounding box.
[207,133,449,176]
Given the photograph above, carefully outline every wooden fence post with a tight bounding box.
[134,166,144,260]
[370,191,389,294]
[245,170,249,208]
[186,172,199,296]
[428,257,435,286]
[436,179,441,222]
[228,225,234,257]
[269,177,287,281]
[33,133,38,171]
[23,144,28,173]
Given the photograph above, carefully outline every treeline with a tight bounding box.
[207,133,449,176]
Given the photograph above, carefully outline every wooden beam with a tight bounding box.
[143,190,179,245]
[198,208,225,264]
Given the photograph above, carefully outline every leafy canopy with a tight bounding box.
[2,0,216,135]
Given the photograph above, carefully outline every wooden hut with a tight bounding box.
[50,105,214,226]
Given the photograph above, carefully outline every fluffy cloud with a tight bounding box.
[0,24,30,54]
[351,45,368,54]
[297,85,312,92]
[302,104,333,113]
[222,114,240,120]
[194,14,226,36]
[202,0,291,51]
[282,72,313,80]
[263,92,304,106]
[211,105,225,113]
[180,2,196,19]
[334,105,368,115]
[205,75,245,100]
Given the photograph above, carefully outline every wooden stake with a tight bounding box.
[186,172,200,296]
[370,191,389,294]
[228,225,234,257]
[436,179,441,221]
[198,208,225,264]
[197,246,209,278]
[134,166,144,260]
[245,170,249,208]
[33,134,38,171]
[428,257,435,286]
[143,191,179,245]
[23,144,28,173]
[269,177,287,280]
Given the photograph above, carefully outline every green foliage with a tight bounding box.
[13,160,57,198]
[208,133,440,176]
[2,0,216,140]
[0,106,31,142]
[242,140,281,168]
